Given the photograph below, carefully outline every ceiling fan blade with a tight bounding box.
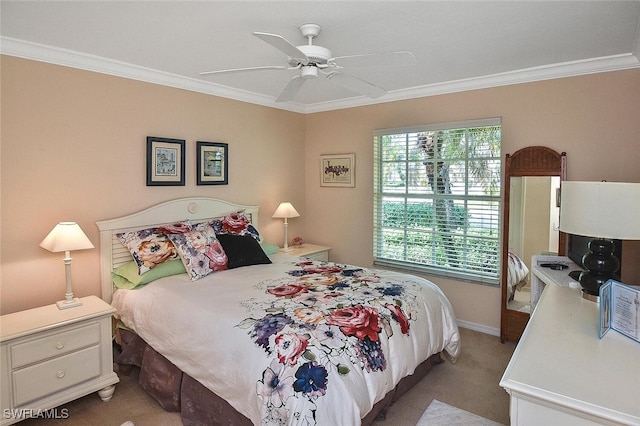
[200,65,288,76]
[331,51,417,68]
[253,32,309,64]
[325,72,386,99]
[276,76,306,102]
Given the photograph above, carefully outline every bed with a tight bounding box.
[507,251,529,301]
[97,197,461,425]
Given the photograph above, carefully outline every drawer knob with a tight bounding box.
[56,370,65,379]
[55,341,65,349]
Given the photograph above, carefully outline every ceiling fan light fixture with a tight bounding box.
[301,65,318,79]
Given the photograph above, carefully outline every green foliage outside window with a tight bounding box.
[374,120,501,284]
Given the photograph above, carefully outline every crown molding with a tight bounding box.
[305,53,640,113]
[2,37,638,115]
[0,37,304,113]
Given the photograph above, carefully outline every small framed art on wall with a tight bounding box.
[146,136,185,186]
[320,153,355,187]
[197,141,228,185]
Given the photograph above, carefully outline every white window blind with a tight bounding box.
[373,118,502,285]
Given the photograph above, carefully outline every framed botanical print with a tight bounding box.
[146,136,185,186]
[320,153,355,187]
[197,141,228,185]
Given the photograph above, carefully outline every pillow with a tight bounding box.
[112,259,186,289]
[211,211,261,241]
[117,222,191,275]
[217,233,272,269]
[166,223,228,281]
[260,243,280,255]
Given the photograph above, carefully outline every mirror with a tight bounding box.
[500,146,566,343]
[507,176,561,311]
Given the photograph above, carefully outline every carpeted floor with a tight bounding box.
[19,327,516,425]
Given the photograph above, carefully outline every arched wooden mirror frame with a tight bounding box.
[500,146,567,342]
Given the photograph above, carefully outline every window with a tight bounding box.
[373,118,502,285]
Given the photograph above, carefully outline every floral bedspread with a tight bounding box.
[112,255,460,425]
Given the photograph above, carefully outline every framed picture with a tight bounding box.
[320,153,355,187]
[197,141,228,185]
[146,136,185,186]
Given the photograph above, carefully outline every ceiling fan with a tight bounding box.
[200,23,416,102]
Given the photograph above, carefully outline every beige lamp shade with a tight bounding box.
[40,222,95,252]
[272,202,300,219]
[559,181,640,240]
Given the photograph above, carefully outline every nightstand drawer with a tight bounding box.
[302,251,329,261]
[280,244,331,262]
[11,322,100,368]
[12,345,101,406]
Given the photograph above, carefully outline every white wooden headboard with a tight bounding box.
[96,197,260,303]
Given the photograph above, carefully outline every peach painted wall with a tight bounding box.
[2,55,639,333]
[1,56,306,314]
[303,69,640,331]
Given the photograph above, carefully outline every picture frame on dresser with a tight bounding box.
[196,141,228,185]
[146,136,185,186]
[599,280,640,342]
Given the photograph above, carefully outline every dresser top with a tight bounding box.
[0,296,114,342]
[530,255,582,288]
[500,285,640,424]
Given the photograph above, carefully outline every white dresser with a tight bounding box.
[500,284,640,425]
[0,296,119,425]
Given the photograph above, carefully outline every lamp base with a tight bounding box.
[581,291,599,303]
[57,298,83,310]
[578,239,620,302]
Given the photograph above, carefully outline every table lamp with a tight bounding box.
[40,222,95,309]
[559,181,640,301]
[272,202,300,251]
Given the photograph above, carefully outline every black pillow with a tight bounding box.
[217,233,272,269]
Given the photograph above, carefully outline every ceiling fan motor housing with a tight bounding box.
[288,45,333,67]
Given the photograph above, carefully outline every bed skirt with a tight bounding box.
[116,328,443,425]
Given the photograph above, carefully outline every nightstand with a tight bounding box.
[0,296,119,425]
[280,244,331,261]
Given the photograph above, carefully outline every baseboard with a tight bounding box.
[457,319,500,337]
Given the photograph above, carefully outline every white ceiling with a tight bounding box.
[2,1,639,113]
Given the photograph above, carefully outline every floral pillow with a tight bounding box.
[211,211,261,241]
[117,222,191,275]
[166,222,228,281]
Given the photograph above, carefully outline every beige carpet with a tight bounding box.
[19,327,515,425]
[417,399,505,425]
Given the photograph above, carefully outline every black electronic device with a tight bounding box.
[539,263,568,270]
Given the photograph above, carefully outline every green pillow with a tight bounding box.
[260,244,280,255]
[112,259,186,289]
